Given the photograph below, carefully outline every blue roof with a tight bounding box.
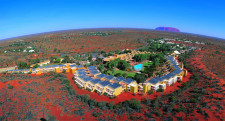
[114,76,126,82]
[148,77,163,85]
[105,75,115,80]
[77,69,85,72]
[78,75,92,82]
[90,79,101,84]
[108,83,122,89]
[58,64,65,67]
[38,64,59,68]
[69,64,77,67]
[172,69,183,74]
[89,69,100,75]
[96,74,107,79]
[162,73,176,80]
[76,65,84,68]
[123,78,135,84]
[88,66,98,70]
[92,53,98,58]
[99,81,111,87]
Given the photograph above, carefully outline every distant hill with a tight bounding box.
[155,27,180,32]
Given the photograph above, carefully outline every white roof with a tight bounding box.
[129,83,137,87]
[174,50,180,54]
[29,50,35,52]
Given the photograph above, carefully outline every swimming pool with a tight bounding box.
[134,64,143,71]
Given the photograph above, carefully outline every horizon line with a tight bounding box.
[1,27,225,41]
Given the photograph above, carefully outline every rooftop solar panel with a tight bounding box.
[99,81,111,87]
[123,78,135,84]
[108,83,122,89]
[96,74,107,79]
[90,79,101,84]
[105,75,115,80]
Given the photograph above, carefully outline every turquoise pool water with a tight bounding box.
[134,64,143,71]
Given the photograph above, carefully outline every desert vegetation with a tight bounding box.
[0,29,224,120]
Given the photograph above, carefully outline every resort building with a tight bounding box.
[142,55,185,92]
[96,74,108,81]
[105,83,123,96]
[119,78,137,91]
[87,66,101,77]
[95,81,111,94]
[30,60,50,68]
[74,69,87,77]
[8,68,35,74]
[8,63,85,75]
[103,50,151,62]
[86,79,101,92]
[147,77,167,91]
[74,75,93,88]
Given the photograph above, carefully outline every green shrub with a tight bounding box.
[147,90,153,95]
[156,88,164,92]
[92,112,99,117]
[7,84,13,89]
[37,92,42,96]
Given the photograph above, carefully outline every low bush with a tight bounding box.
[7,84,13,89]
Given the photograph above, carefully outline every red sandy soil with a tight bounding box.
[45,102,97,121]
[0,79,29,89]
[66,71,192,104]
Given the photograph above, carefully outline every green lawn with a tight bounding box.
[107,69,136,77]
[143,62,153,67]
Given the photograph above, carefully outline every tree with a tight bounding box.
[54,48,57,52]
[115,50,120,54]
[117,60,129,70]
[98,64,104,71]
[31,58,40,64]
[7,84,14,89]
[33,64,40,68]
[122,73,127,78]
[17,61,29,69]
[55,58,61,63]
[88,55,93,61]
[127,99,142,110]
[62,55,72,63]
[50,56,57,63]
[133,53,150,62]
[153,58,160,66]
[143,66,153,77]
[107,59,119,69]
[133,73,146,83]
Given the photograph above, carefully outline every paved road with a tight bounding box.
[135,39,148,51]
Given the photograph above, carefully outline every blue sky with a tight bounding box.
[0,0,225,40]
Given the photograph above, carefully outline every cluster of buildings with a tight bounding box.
[6,52,186,97]
[103,50,151,62]
[74,66,137,97]
[74,55,187,97]
[141,56,187,93]
[30,60,50,68]
[8,63,85,74]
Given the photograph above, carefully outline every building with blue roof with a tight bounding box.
[95,81,111,94]
[87,66,98,70]
[147,77,166,91]
[105,83,123,96]
[105,75,115,81]
[113,77,123,82]
[123,78,135,85]
[89,69,101,76]
[74,75,92,88]
[86,79,102,92]
[96,74,108,80]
